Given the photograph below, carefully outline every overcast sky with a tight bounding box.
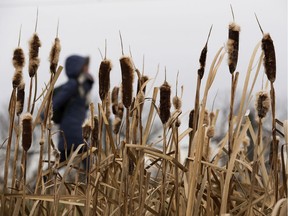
[0,0,287,121]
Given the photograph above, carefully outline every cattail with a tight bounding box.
[82,119,92,140]
[227,22,240,74]
[172,96,182,110]
[189,109,195,129]
[203,109,209,126]
[198,44,208,79]
[207,126,215,138]
[159,81,171,124]
[16,81,25,116]
[12,69,23,89]
[255,91,270,119]
[106,91,111,118]
[21,113,33,151]
[28,33,41,77]
[175,119,181,127]
[117,103,124,119]
[112,87,119,115]
[120,56,134,108]
[113,117,122,134]
[209,111,215,125]
[137,91,145,105]
[99,60,112,101]
[198,25,212,79]
[92,116,99,147]
[262,34,276,83]
[49,37,61,74]
[137,75,149,94]
[12,48,25,69]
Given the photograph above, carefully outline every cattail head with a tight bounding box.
[49,37,61,74]
[137,75,149,94]
[189,109,194,129]
[159,81,171,124]
[113,117,122,134]
[112,86,119,115]
[99,60,112,101]
[262,33,276,83]
[105,91,111,118]
[12,48,25,69]
[117,103,124,119]
[255,91,270,119]
[28,33,41,77]
[227,22,240,74]
[92,116,99,147]
[203,109,209,126]
[82,119,92,140]
[175,119,181,127]
[172,96,182,110]
[120,56,134,108]
[12,69,23,89]
[209,111,215,125]
[207,126,215,138]
[16,81,25,116]
[21,113,33,152]
[198,44,207,79]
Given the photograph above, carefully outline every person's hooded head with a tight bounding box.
[65,55,90,79]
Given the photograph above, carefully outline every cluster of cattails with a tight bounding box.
[159,80,171,125]
[255,91,270,120]
[28,33,41,78]
[111,86,124,134]
[120,56,134,109]
[99,60,112,101]
[49,37,61,74]
[21,113,33,152]
[227,22,240,74]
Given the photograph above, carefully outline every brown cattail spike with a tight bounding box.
[49,37,61,74]
[12,69,23,89]
[82,119,92,140]
[227,22,240,74]
[198,25,212,79]
[99,60,112,101]
[189,110,194,129]
[22,113,33,151]
[28,33,41,77]
[255,91,270,119]
[92,116,99,147]
[16,81,25,116]
[137,75,149,94]
[13,48,25,69]
[172,96,182,110]
[262,34,276,83]
[120,56,134,108]
[159,81,171,124]
[112,86,119,115]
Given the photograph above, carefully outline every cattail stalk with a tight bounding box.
[189,26,212,159]
[256,14,278,199]
[248,91,270,214]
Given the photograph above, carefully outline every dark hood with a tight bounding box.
[65,55,89,79]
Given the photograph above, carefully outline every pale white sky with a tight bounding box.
[0,0,287,120]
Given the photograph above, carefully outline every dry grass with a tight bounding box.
[0,17,287,216]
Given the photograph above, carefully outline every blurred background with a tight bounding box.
[0,0,287,180]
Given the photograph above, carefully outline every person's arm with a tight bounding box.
[53,79,78,110]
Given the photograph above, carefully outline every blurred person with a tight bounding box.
[52,55,94,163]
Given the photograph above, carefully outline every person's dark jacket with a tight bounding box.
[53,55,94,158]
